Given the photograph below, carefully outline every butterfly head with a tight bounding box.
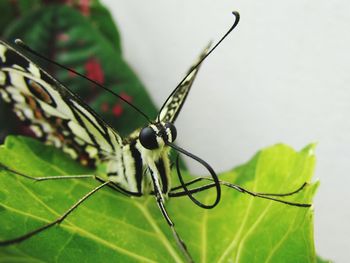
[139,122,177,150]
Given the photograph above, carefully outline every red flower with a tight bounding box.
[120,92,133,103]
[57,33,69,42]
[85,58,104,85]
[79,0,90,16]
[112,104,123,117]
[100,102,109,112]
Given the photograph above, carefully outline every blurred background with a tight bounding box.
[103,1,349,262]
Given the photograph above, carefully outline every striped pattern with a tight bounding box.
[0,41,122,167]
[0,40,203,197]
[158,44,210,123]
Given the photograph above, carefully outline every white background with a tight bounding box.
[103,1,349,262]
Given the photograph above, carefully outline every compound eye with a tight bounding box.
[139,126,159,150]
[164,122,177,142]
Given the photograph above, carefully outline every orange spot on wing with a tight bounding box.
[28,81,52,104]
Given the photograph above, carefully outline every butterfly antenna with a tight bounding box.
[157,11,240,122]
[14,39,152,123]
[166,141,221,209]
[175,155,211,208]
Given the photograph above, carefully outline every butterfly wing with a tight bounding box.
[0,40,122,166]
[158,44,210,123]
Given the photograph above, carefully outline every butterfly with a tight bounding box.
[0,11,311,262]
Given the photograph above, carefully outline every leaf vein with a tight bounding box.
[1,204,157,263]
[134,202,184,263]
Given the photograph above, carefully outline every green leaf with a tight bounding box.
[0,136,319,262]
[0,0,42,36]
[0,0,120,49]
[316,255,333,263]
[85,0,122,52]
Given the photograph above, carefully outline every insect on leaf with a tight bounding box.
[0,136,318,262]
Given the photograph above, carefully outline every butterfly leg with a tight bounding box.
[0,163,141,198]
[94,176,142,197]
[149,169,194,263]
[170,177,203,191]
[0,163,96,181]
[0,181,109,245]
[171,177,308,197]
[169,177,311,208]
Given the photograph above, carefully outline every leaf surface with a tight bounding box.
[0,136,318,262]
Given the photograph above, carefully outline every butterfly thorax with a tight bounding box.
[105,122,177,196]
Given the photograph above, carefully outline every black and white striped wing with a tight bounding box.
[158,44,210,123]
[0,40,122,166]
